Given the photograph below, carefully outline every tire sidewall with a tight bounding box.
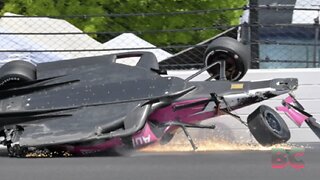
[259,105,290,139]
[0,61,36,86]
[204,37,250,81]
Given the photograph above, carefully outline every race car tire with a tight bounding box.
[204,37,250,81]
[0,60,36,87]
[248,105,291,146]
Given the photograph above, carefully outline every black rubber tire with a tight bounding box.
[248,105,291,146]
[204,37,250,81]
[0,60,36,86]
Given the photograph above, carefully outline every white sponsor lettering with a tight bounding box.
[132,134,151,147]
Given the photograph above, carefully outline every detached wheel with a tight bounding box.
[0,60,36,87]
[204,37,250,81]
[248,105,290,146]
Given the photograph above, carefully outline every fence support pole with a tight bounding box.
[249,0,260,69]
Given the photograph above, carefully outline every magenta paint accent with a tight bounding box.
[284,96,295,104]
[276,96,308,127]
[131,122,159,148]
[64,123,159,154]
[63,98,217,154]
[277,106,307,127]
[65,138,123,155]
[149,98,215,124]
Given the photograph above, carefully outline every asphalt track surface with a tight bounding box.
[0,143,319,180]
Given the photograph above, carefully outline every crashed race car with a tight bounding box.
[0,37,298,157]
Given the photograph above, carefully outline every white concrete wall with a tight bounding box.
[167,68,320,143]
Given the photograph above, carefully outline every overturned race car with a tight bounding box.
[0,37,298,157]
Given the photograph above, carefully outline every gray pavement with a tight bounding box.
[0,144,319,180]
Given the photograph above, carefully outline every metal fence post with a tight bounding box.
[249,0,259,69]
